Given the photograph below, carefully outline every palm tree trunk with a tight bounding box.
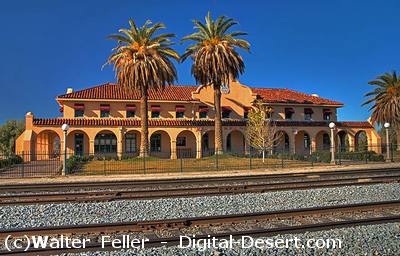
[214,87,223,155]
[140,91,149,157]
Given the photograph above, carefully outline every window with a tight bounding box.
[126,110,135,118]
[175,105,185,118]
[284,133,290,151]
[100,104,110,118]
[74,133,84,156]
[74,103,85,118]
[285,108,294,120]
[199,106,208,119]
[323,133,330,150]
[243,107,251,119]
[75,110,84,118]
[151,105,161,118]
[222,111,230,119]
[266,107,273,119]
[126,104,136,118]
[125,133,137,153]
[227,133,232,152]
[94,133,117,154]
[176,136,186,147]
[304,108,313,121]
[323,109,332,120]
[304,133,311,149]
[150,134,161,152]
[222,107,231,118]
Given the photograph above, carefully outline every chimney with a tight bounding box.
[311,93,319,97]
[25,112,33,130]
[66,88,74,94]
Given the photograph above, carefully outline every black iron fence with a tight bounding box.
[0,144,396,178]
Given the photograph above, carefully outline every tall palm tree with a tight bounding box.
[181,12,250,154]
[105,19,179,156]
[363,71,400,127]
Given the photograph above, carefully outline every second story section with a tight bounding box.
[56,81,343,122]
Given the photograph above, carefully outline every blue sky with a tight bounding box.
[0,0,399,124]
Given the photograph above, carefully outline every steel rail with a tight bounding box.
[1,200,399,255]
[0,173,399,206]
[1,167,399,193]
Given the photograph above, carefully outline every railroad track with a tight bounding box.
[0,173,399,206]
[1,200,399,255]
[1,167,400,194]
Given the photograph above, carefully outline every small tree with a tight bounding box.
[0,120,25,156]
[245,102,280,162]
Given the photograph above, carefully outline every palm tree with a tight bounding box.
[181,12,250,154]
[363,71,400,127]
[105,19,179,156]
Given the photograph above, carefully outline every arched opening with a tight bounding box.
[176,130,197,158]
[67,130,89,156]
[226,130,245,155]
[337,131,349,151]
[35,130,61,160]
[201,130,215,156]
[355,130,368,152]
[94,131,117,156]
[274,131,290,153]
[150,130,171,158]
[316,131,330,151]
[124,130,141,157]
[295,131,311,155]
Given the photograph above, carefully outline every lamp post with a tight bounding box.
[61,124,70,175]
[384,122,391,162]
[329,122,336,164]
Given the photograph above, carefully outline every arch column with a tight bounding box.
[89,139,95,155]
[196,132,202,159]
[348,134,355,151]
[171,140,177,159]
[117,127,124,159]
[311,135,317,153]
[289,131,296,154]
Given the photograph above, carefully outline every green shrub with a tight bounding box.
[0,155,23,169]
[66,155,88,173]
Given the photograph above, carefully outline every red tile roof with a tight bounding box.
[252,88,343,106]
[58,83,197,101]
[57,83,342,106]
[33,118,246,127]
[33,118,372,129]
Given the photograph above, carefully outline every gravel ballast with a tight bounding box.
[1,183,400,229]
[69,223,400,256]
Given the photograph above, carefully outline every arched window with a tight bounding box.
[304,133,311,149]
[322,133,330,150]
[227,133,232,152]
[125,133,137,154]
[150,134,162,152]
[94,133,117,154]
[284,133,290,151]
[355,131,368,152]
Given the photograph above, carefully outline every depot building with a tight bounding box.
[15,81,381,159]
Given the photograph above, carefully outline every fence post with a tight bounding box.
[21,151,25,178]
[180,153,183,173]
[103,157,106,176]
[249,147,252,171]
[281,154,284,168]
[143,153,146,175]
[365,148,368,164]
[216,151,219,171]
